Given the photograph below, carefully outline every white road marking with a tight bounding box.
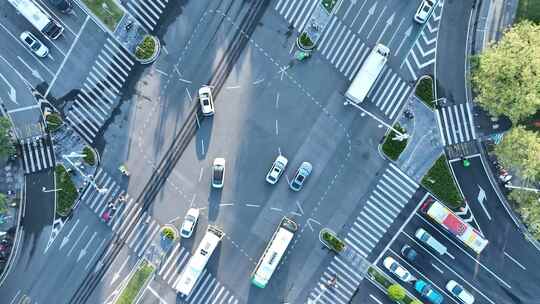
[477,185,492,221]
[8,290,20,304]
[245,204,260,208]
[185,87,192,101]
[504,251,526,270]
[201,139,205,155]
[155,69,168,76]
[275,119,279,136]
[226,85,241,89]
[67,225,88,257]
[147,285,168,303]
[198,167,204,182]
[190,194,196,207]
[369,294,383,304]
[178,78,192,84]
[253,78,264,85]
[295,200,304,215]
[219,203,234,207]
[271,207,283,212]
[431,263,444,274]
[275,92,280,109]
[85,237,106,270]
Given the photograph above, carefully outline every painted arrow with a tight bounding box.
[358,2,377,34]
[77,231,97,262]
[396,25,413,56]
[17,56,44,81]
[477,185,492,221]
[306,218,322,232]
[0,72,17,104]
[376,12,395,44]
[60,219,79,250]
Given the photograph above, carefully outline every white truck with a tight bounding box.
[8,0,64,39]
[345,44,390,104]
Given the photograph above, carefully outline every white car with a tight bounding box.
[414,0,436,24]
[212,158,225,189]
[198,86,215,116]
[180,208,200,238]
[266,155,288,184]
[383,256,415,282]
[446,280,475,304]
[20,31,49,58]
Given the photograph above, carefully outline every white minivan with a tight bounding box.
[415,228,447,255]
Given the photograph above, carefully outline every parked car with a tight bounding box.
[180,208,200,238]
[415,280,444,304]
[198,86,215,116]
[446,280,475,304]
[414,0,436,23]
[212,158,225,189]
[415,228,447,255]
[47,0,72,13]
[401,245,418,263]
[266,155,288,184]
[289,161,312,191]
[383,256,415,282]
[20,31,49,58]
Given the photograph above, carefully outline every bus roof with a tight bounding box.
[252,228,294,287]
[8,0,51,30]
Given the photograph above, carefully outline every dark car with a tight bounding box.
[47,0,72,13]
[401,245,418,263]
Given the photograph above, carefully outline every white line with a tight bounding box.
[245,204,260,208]
[503,252,526,270]
[147,285,168,303]
[198,167,204,182]
[178,78,192,84]
[431,263,444,273]
[201,139,205,155]
[369,294,383,304]
[219,203,234,207]
[45,15,90,97]
[155,69,168,76]
[275,119,279,136]
[85,238,106,270]
[185,87,192,101]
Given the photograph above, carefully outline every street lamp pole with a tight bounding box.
[343,100,409,139]
[62,152,108,194]
[505,184,540,193]
[42,187,62,193]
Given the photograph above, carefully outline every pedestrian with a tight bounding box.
[327,274,337,288]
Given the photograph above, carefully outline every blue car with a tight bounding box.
[415,280,444,304]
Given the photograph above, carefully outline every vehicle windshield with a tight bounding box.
[453,285,463,294]
[202,98,210,106]
[296,175,305,182]
[213,166,224,181]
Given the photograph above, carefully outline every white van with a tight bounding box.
[415,228,447,255]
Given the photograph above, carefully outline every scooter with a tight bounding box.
[119,165,130,176]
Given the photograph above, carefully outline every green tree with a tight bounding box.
[472,21,540,124]
[494,127,540,182]
[387,284,406,301]
[0,193,8,214]
[510,189,540,239]
[0,117,15,158]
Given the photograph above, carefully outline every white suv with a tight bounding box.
[414,0,435,24]
[20,31,49,58]
[266,155,288,184]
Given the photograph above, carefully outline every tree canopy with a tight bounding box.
[0,117,15,158]
[387,284,406,301]
[472,21,540,124]
[510,189,540,239]
[495,126,540,182]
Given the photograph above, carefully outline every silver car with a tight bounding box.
[289,161,312,191]
[266,155,288,184]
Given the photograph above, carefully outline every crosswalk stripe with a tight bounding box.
[187,272,211,301]
[331,29,351,65]
[318,17,338,54]
[126,212,149,246]
[366,200,393,222]
[335,33,356,71]
[128,3,155,30]
[66,116,94,143]
[343,42,365,77]
[388,85,410,119]
[129,0,157,25]
[138,0,160,19]
[144,0,163,13]
[27,141,35,173]
[106,39,134,65]
[288,0,306,25]
[326,24,347,58]
[136,222,160,256]
[159,243,181,275]
[338,39,359,73]
[348,47,370,81]
[375,73,397,107]
[298,0,319,32]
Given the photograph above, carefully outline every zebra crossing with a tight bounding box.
[157,243,239,304]
[124,0,169,32]
[66,38,134,143]
[80,169,239,303]
[365,66,413,120]
[435,103,476,146]
[402,0,444,80]
[20,137,55,174]
[274,0,319,33]
[307,163,418,304]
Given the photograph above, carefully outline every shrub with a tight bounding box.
[55,165,78,217]
[409,300,423,304]
[162,227,176,240]
[388,284,406,301]
[422,155,464,209]
[45,113,63,133]
[299,32,314,48]
[415,76,435,109]
[322,231,344,252]
[382,124,408,161]
[82,146,96,166]
[135,35,156,60]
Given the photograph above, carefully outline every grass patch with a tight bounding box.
[82,146,96,166]
[82,0,124,31]
[55,165,78,217]
[135,36,156,60]
[516,0,540,23]
[415,77,435,109]
[321,0,337,13]
[45,113,63,133]
[382,124,408,161]
[117,260,155,304]
[422,155,464,209]
[299,32,314,49]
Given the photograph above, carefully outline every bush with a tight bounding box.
[388,284,406,301]
[321,0,337,13]
[45,113,63,133]
[382,124,408,161]
[162,227,176,240]
[55,165,79,217]
[322,231,344,252]
[422,155,463,209]
[0,117,15,158]
[299,32,314,48]
[82,146,96,166]
[416,76,435,109]
[0,193,8,214]
[135,36,156,60]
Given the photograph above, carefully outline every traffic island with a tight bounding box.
[319,228,345,253]
[55,165,79,217]
[367,267,422,304]
[44,112,63,133]
[381,124,408,161]
[135,35,160,64]
[321,0,338,14]
[81,0,124,32]
[82,146,96,166]
[415,76,435,109]
[421,155,464,209]
[297,32,316,51]
[116,260,155,304]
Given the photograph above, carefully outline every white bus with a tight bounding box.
[345,44,390,104]
[8,0,64,39]
[174,226,224,296]
[251,217,298,288]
